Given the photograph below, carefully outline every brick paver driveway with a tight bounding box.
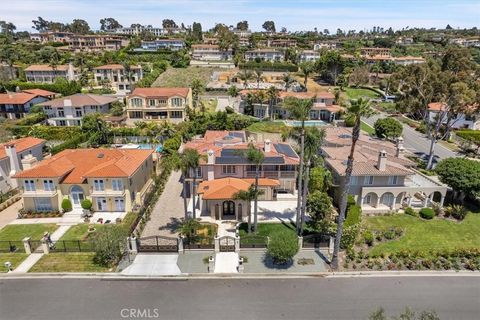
[141,170,186,238]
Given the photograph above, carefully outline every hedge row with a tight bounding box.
[1,79,82,96]
[50,134,87,155]
[239,61,298,72]
[8,125,82,141]
[456,130,480,145]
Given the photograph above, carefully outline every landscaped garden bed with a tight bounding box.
[344,213,480,271]
[18,209,63,219]
[29,253,112,273]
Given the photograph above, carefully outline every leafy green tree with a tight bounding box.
[267,230,299,264]
[191,78,205,111]
[308,166,332,193]
[435,157,480,203]
[348,66,369,87]
[374,117,403,139]
[307,190,333,228]
[262,21,276,33]
[227,85,239,97]
[236,21,249,31]
[81,113,111,145]
[162,19,178,29]
[191,22,203,42]
[69,19,91,34]
[61,198,72,212]
[237,69,253,89]
[332,98,375,269]
[176,218,201,242]
[90,225,128,267]
[99,18,122,31]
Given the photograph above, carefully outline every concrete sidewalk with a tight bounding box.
[214,252,239,273]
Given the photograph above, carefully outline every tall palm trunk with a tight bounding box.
[182,175,188,219]
[299,162,310,236]
[192,173,197,219]
[296,122,305,235]
[331,117,361,269]
[253,164,260,233]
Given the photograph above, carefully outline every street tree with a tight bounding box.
[435,157,480,203]
[262,21,276,33]
[100,18,122,31]
[373,117,403,139]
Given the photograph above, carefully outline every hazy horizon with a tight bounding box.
[2,0,480,32]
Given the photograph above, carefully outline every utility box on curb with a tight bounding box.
[237,257,244,273]
[208,255,215,273]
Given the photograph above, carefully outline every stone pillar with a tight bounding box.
[208,255,215,273]
[408,196,413,207]
[214,236,220,253]
[235,236,240,253]
[178,236,184,253]
[328,236,335,254]
[237,257,244,273]
[41,239,50,254]
[360,196,365,207]
[22,237,32,255]
[439,194,445,208]
[423,195,429,208]
[129,236,138,253]
[297,236,303,250]
[375,195,381,208]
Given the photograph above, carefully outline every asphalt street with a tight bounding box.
[1,277,479,320]
[363,114,458,164]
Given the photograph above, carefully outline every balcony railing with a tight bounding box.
[22,189,57,197]
[245,171,296,179]
[90,188,125,196]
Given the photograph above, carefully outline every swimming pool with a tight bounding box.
[138,144,163,152]
[285,120,327,127]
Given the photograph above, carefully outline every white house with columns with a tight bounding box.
[322,127,447,214]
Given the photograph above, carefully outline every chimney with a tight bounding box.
[5,144,20,187]
[377,150,387,171]
[264,139,271,153]
[396,136,405,157]
[64,99,72,107]
[21,154,38,170]
[207,149,215,165]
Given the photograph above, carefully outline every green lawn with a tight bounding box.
[0,253,28,272]
[360,121,375,135]
[364,213,480,255]
[247,121,287,133]
[0,224,58,241]
[29,253,111,273]
[239,222,296,244]
[58,224,106,241]
[344,87,381,100]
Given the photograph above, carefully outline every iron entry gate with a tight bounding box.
[137,236,178,252]
[219,236,236,252]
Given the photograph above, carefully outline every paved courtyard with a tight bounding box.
[141,170,185,238]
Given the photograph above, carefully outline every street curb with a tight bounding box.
[1,270,478,280]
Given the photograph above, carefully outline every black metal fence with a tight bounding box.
[239,235,268,249]
[49,240,95,252]
[302,234,330,249]
[137,236,178,252]
[0,240,25,253]
[183,236,214,250]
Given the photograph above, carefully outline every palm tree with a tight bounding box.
[254,90,267,119]
[254,69,264,89]
[246,143,265,233]
[331,98,375,269]
[191,78,204,110]
[283,97,315,235]
[237,69,254,89]
[266,86,279,120]
[370,63,382,85]
[285,127,325,235]
[299,61,315,90]
[283,72,295,91]
[180,148,201,219]
[176,218,201,243]
[233,186,265,234]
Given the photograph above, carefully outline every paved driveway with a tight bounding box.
[121,254,182,276]
[141,170,185,238]
[364,113,458,165]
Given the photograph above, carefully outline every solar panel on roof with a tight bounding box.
[274,143,298,158]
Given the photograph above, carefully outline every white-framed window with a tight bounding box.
[158,98,167,104]
[130,98,143,107]
[148,99,156,107]
[388,176,398,185]
[195,167,202,178]
[94,179,105,191]
[222,165,236,174]
[170,111,183,118]
[364,176,374,185]
[43,180,54,191]
[350,176,358,185]
[112,179,123,191]
[171,97,183,107]
[34,198,52,212]
[24,180,35,191]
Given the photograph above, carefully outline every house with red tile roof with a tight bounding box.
[427,102,480,130]
[322,127,447,214]
[93,64,143,94]
[184,130,299,220]
[126,87,192,124]
[0,137,46,193]
[0,92,50,119]
[239,89,342,121]
[24,63,78,83]
[39,94,118,126]
[14,149,154,214]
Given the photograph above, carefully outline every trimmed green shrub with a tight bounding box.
[404,207,417,217]
[61,198,72,212]
[419,208,435,220]
[267,230,299,264]
[81,199,92,210]
[90,225,128,267]
[445,205,469,221]
[364,231,374,246]
[345,204,361,227]
[51,134,87,154]
[373,117,403,139]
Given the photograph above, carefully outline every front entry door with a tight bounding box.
[222,201,235,218]
[71,192,84,208]
[114,198,125,211]
[96,197,107,211]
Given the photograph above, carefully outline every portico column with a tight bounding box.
[408,195,413,207]
[375,195,380,208]
[360,196,365,206]
[423,194,429,208]
[439,194,445,208]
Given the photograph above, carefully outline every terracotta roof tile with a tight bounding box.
[0,92,40,105]
[38,94,117,108]
[198,177,279,200]
[22,89,57,97]
[0,137,46,160]
[14,149,153,183]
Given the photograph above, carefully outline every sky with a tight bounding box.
[2,0,479,32]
